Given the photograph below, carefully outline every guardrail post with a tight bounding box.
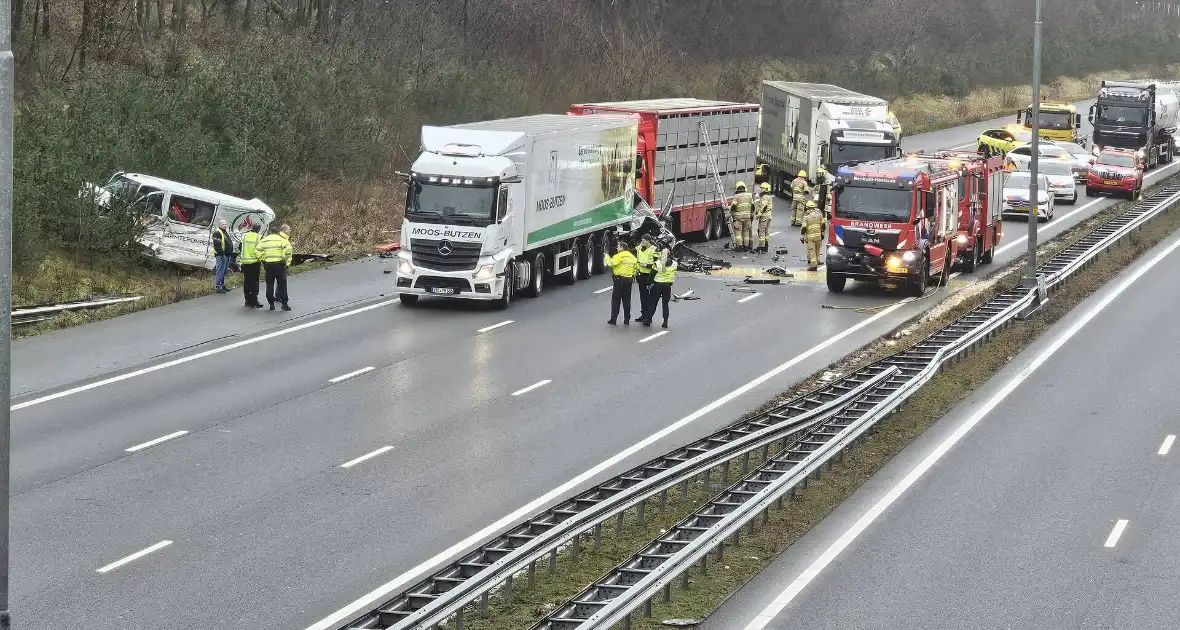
[643,598,652,617]
[456,609,464,630]
[622,613,632,630]
[550,549,557,573]
[680,479,689,499]
[659,489,668,511]
[617,512,625,535]
[637,500,646,525]
[528,560,536,588]
[742,452,750,475]
[663,583,672,603]
[594,523,603,549]
[481,592,489,618]
[571,534,581,562]
[505,575,514,605]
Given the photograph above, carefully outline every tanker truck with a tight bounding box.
[1088,80,1179,170]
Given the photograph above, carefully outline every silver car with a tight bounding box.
[1054,140,1094,183]
[1027,159,1077,204]
[1002,171,1055,222]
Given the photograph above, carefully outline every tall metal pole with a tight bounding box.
[0,0,13,624]
[1024,0,1043,289]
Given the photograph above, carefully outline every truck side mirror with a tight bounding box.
[1016,110,1022,124]
[1075,113,1082,129]
[1087,105,1096,124]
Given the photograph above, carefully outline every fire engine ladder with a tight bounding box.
[700,120,731,211]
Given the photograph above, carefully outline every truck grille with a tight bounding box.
[415,276,470,293]
[410,238,482,271]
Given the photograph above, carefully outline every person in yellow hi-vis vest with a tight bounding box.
[634,234,657,325]
[604,238,638,325]
[729,181,754,252]
[239,222,264,308]
[258,224,294,311]
[791,170,810,226]
[649,247,677,329]
[755,182,773,254]
[799,201,827,271]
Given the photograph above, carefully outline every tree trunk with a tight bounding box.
[80,0,91,71]
[12,0,25,46]
[157,0,164,33]
[243,0,253,28]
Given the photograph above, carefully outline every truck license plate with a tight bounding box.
[429,288,455,294]
[1104,180,1118,185]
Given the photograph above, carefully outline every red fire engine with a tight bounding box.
[908,150,1006,272]
[827,154,965,296]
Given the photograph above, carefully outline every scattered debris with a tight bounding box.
[676,245,731,273]
[662,620,702,628]
[292,253,333,266]
[375,242,401,258]
[765,266,793,278]
[730,287,759,294]
[775,246,790,255]
[820,371,841,381]
[743,276,782,285]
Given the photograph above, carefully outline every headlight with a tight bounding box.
[474,264,496,281]
[827,245,839,256]
[955,234,967,245]
[397,252,414,275]
[901,250,917,262]
[886,255,906,272]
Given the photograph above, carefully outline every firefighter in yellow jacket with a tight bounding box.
[790,171,810,226]
[799,200,827,271]
[729,181,754,252]
[755,182,773,254]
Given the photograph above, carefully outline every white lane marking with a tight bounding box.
[1105,519,1129,548]
[478,320,514,333]
[995,164,1180,257]
[96,540,173,573]
[595,287,612,294]
[340,445,395,469]
[738,292,762,304]
[1159,435,1176,456]
[124,430,189,453]
[12,298,399,412]
[329,367,375,384]
[740,232,1180,630]
[304,297,914,630]
[770,231,782,237]
[639,331,668,343]
[511,380,551,396]
[949,272,961,280]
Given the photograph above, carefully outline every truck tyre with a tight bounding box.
[398,294,419,306]
[964,240,979,273]
[699,210,716,242]
[524,252,545,298]
[981,233,995,264]
[826,272,847,293]
[712,208,727,240]
[937,256,951,286]
[577,239,593,280]
[494,265,513,310]
[590,233,607,275]
[906,264,928,297]
[560,245,579,286]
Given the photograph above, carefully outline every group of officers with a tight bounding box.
[211,220,296,311]
[603,234,678,328]
[728,169,830,271]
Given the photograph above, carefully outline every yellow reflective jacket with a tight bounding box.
[239,231,261,264]
[801,209,826,241]
[756,195,773,219]
[605,250,638,278]
[791,177,810,201]
[258,232,293,266]
[730,192,754,219]
[636,245,656,273]
[654,257,677,284]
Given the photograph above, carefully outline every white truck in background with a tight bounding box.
[757,81,902,197]
[396,114,640,309]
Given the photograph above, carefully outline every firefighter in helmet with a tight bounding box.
[729,181,754,252]
[755,181,773,254]
[800,200,827,272]
[790,170,810,226]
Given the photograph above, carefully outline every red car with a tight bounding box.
[1086,148,1144,200]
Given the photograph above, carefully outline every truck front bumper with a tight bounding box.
[825,245,918,284]
[396,271,505,300]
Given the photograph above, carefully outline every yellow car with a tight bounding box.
[976,127,1033,157]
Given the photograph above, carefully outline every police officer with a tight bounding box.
[634,234,657,324]
[605,238,638,325]
[791,170,810,226]
[239,222,263,308]
[755,182,773,254]
[649,247,677,329]
[729,181,754,252]
[799,200,827,272]
[258,224,294,311]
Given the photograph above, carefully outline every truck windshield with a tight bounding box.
[830,143,894,169]
[834,186,912,222]
[1034,111,1073,130]
[406,181,495,227]
[1095,104,1148,126]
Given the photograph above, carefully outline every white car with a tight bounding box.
[1001,171,1055,222]
[1024,159,1077,205]
[1005,142,1071,170]
[1053,140,1094,182]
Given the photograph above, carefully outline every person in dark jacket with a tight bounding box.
[212,219,235,294]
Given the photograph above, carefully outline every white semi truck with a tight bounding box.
[757,81,902,198]
[396,114,640,309]
[1089,79,1180,170]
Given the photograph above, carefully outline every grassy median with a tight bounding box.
[433,174,1180,630]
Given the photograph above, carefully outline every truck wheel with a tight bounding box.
[524,253,545,298]
[698,210,715,242]
[590,234,607,275]
[398,294,419,306]
[906,265,928,297]
[712,208,727,240]
[981,233,995,264]
[560,244,579,286]
[826,272,847,293]
[964,240,979,273]
[577,239,593,280]
[493,265,513,310]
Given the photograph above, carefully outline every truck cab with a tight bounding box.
[825,156,961,296]
[1017,103,1083,145]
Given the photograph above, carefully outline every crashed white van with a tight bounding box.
[81,172,277,270]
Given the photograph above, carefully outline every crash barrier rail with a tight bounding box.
[11,294,144,326]
[528,177,1180,630]
[336,177,1180,630]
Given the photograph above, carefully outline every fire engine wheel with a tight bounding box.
[964,241,980,273]
[906,264,928,297]
[981,237,995,265]
[826,272,847,293]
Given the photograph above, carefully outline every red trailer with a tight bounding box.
[569,99,760,241]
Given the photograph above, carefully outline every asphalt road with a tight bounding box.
[704,201,1180,630]
[11,99,1180,629]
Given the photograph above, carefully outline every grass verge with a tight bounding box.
[433,173,1180,630]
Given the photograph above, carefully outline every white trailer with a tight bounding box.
[396,114,639,309]
[757,81,902,198]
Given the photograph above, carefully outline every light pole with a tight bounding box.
[1024,0,1043,290]
[0,0,12,625]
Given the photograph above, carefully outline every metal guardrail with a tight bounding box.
[12,294,143,326]
[336,176,1180,630]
